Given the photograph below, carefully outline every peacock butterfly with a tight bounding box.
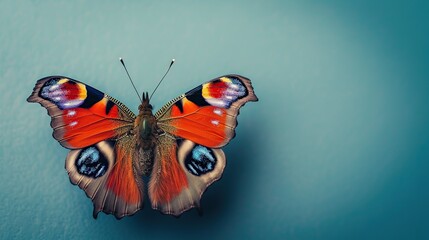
[27,61,258,219]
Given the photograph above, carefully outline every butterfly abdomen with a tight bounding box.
[134,147,154,177]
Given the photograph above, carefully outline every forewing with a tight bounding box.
[27,76,136,149]
[155,75,258,148]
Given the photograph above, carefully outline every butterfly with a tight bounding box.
[27,74,258,219]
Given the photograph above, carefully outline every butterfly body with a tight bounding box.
[28,74,257,218]
[132,93,159,176]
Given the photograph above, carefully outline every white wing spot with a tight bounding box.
[213,108,223,115]
[69,121,78,127]
[229,84,240,90]
[67,110,76,117]
[49,85,59,91]
[211,120,219,126]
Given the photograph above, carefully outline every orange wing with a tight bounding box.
[148,135,188,212]
[149,75,257,215]
[27,76,135,149]
[29,76,143,218]
[149,137,225,215]
[66,138,144,219]
[155,75,258,148]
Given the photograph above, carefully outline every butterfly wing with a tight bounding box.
[27,76,135,149]
[28,76,143,218]
[149,75,257,215]
[155,74,258,148]
[66,137,144,219]
[149,135,226,215]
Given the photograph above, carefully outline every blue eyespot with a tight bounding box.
[185,145,216,176]
[75,146,108,178]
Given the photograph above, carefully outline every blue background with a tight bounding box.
[1,0,428,239]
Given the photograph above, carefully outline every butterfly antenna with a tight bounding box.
[149,59,175,100]
[119,57,142,103]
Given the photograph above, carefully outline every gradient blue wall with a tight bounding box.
[1,0,428,239]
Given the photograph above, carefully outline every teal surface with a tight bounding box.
[1,0,428,239]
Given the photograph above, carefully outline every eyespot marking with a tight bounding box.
[75,146,108,178]
[201,77,247,108]
[184,145,217,176]
[39,78,87,109]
